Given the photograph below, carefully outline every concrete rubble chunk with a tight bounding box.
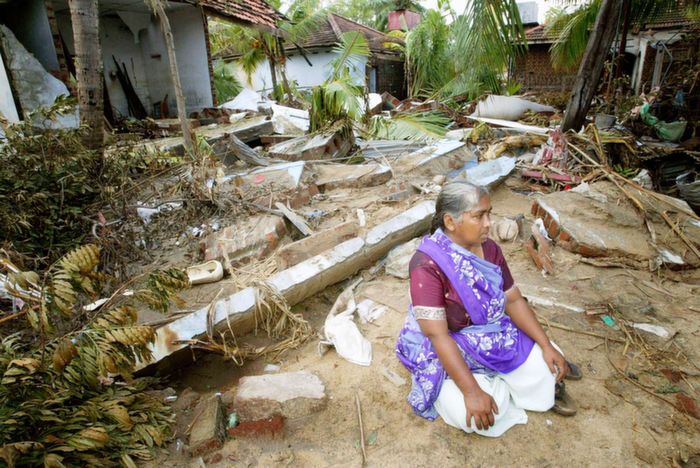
[470,95,555,121]
[220,161,305,194]
[267,127,354,161]
[234,371,327,421]
[0,25,78,128]
[200,214,287,263]
[456,156,516,189]
[271,104,309,135]
[220,88,269,113]
[385,238,421,279]
[392,139,476,176]
[314,163,392,190]
[138,200,435,372]
[276,221,359,270]
[530,182,654,267]
[188,395,225,456]
[357,139,425,158]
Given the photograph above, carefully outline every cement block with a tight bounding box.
[233,371,327,421]
[188,395,225,456]
[268,129,354,161]
[314,163,392,190]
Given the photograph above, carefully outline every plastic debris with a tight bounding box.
[357,299,388,324]
[319,280,372,366]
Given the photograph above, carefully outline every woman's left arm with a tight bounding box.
[505,286,567,382]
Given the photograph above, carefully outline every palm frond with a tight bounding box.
[547,0,600,71]
[367,112,449,141]
[282,8,328,44]
[330,31,370,80]
[213,60,243,102]
[451,0,525,97]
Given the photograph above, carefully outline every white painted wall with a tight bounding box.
[0,52,19,123]
[235,49,367,95]
[142,7,213,115]
[101,14,152,117]
[57,4,212,118]
[1,0,59,72]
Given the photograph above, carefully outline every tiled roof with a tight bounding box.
[636,8,697,30]
[288,13,399,55]
[199,0,284,30]
[524,24,556,44]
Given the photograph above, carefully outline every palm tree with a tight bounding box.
[68,0,104,152]
[209,5,326,103]
[146,0,193,154]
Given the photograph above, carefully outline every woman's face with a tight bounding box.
[444,195,492,249]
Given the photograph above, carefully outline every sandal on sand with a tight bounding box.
[186,260,224,285]
[565,361,583,381]
[553,382,577,417]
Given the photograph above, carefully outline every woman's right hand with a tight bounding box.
[464,386,499,430]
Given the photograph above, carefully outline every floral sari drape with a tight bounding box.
[396,230,534,420]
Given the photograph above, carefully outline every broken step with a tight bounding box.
[138,200,435,372]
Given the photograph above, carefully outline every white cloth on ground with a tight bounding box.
[433,343,560,437]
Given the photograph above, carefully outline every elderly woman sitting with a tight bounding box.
[396,181,579,437]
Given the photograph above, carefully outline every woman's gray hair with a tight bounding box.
[430,181,489,233]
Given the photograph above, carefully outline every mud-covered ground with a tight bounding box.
[146,181,700,467]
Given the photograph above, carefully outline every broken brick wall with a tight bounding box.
[514,44,577,92]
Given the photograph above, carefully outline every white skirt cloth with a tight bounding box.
[433,343,559,437]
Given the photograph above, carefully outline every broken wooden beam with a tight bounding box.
[138,200,435,372]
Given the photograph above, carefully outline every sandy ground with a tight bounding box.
[148,182,700,467]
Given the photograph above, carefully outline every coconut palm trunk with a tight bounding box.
[68,0,104,151]
[148,0,194,154]
[561,0,623,132]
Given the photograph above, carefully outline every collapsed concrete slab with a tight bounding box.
[135,115,274,156]
[139,200,435,372]
[267,127,354,161]
[0,25,78,128]
[220,161,305,194]
[530,182,655,267]
[313,162,392,190]
[456,156,516,189]
[391,140,476,177]
[275,221,359,270]
[357,139,425,158]
[199,214,287,263]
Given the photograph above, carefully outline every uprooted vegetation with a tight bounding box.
[0,244,188,467]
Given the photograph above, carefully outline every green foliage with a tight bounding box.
[310,32,369,132]
[450,0,526,97]
[213,60,243,103]
[0,108,98,263]
[0,245,188,467]
[405,9,450,98]
[367,111,449,140]
[327,0,424,32]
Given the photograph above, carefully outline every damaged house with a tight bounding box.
[219,13,406,99]
[515,4,700,101]
[0,0,283,126]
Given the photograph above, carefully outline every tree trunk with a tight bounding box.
[68,0,104,151]
[561,0,623,132]
[151,1,193,155]
[267,55,279,101]
[277,37,292,104]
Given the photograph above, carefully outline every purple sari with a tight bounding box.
[395,229,534,420]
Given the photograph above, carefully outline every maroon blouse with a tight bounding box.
[409,238,515,332]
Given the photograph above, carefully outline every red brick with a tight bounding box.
[227,415,285,438]
[576,243,607,257]
[558,228,571,242]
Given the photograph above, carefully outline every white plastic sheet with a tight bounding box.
[319,280,372,366]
